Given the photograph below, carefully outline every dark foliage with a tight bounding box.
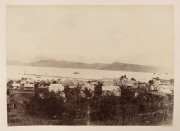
[90,95,117,121]
[24,84,173,125]
[25,90,65,119]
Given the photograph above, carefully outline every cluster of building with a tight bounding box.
[7,75,174,111]
[7,75,174,96]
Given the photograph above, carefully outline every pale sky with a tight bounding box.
[6,5,174,67]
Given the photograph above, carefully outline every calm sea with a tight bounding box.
[7,65,173,82]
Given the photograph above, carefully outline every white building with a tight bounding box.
[48,84,64,92]
[12,83,21,90]
[24,84,34,90]
[102,85,121,96]
[158,86,172,95]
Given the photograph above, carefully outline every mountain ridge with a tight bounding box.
[6,60,171,73]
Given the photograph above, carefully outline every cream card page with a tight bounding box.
[0,0,180,131]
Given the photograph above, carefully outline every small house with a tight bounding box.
[102,85,121,96]
[48,84,64,92]
[24,83,34,90]
[21,78,27,84]
[158,86,172,95]
[27,78,34,84]
[12,83,21,90]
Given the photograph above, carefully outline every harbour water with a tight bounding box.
[7,65,173,81]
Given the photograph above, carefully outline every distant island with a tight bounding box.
[7,60,173,73]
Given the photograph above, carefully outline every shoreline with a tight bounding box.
[7,65,174,82]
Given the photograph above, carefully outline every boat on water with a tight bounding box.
[73,72,79,74]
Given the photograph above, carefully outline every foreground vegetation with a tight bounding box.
[8,83,173,125]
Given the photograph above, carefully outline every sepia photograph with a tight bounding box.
[6,5,174,126]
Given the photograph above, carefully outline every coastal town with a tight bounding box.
[7,74,174,125]
[5,4,175,126]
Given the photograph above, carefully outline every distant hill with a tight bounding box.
[28,60,109,70]
[101,62,159,73]
[7,59,171,73]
